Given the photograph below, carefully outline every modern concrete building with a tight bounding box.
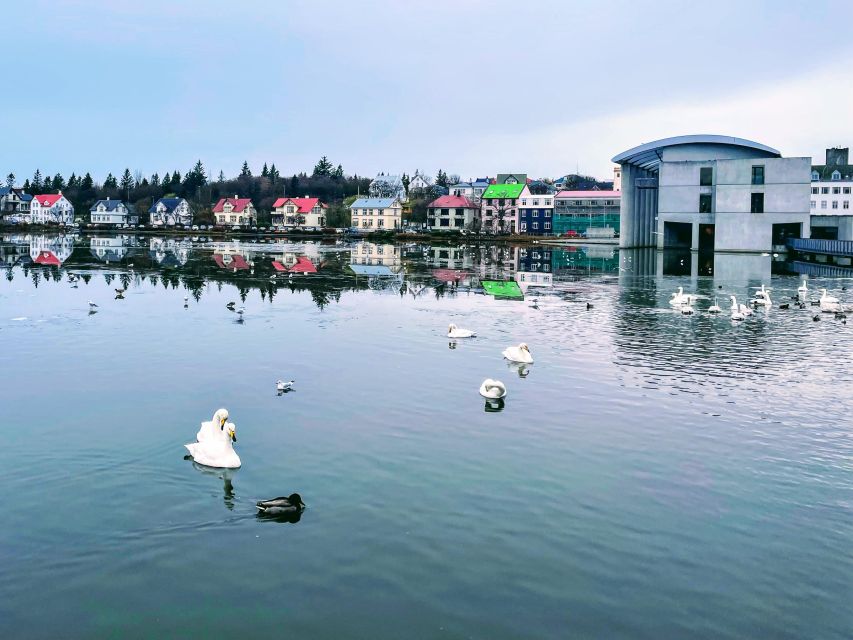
[612,135,810,252]
[810,147,853,240]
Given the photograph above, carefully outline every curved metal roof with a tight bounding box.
[611,135,781,172]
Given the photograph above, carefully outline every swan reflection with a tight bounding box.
[191,461,238,511]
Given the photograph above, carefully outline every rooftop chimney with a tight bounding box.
[826,147,849,166]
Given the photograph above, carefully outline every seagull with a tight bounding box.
[276,380,294,394]
[184,295,189,302]
[115,287,126,294]
[88,301,98,309]
[236,306,245,315]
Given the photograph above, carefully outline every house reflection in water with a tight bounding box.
[89,235,137,263]
[212,242,252,272]
[149,237,191,267]
[351,242,401,269]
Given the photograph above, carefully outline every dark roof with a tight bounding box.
[149,197,185,214]
[90,199,127,212]
[811,165,853,181]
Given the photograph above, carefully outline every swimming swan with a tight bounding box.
[447,323,476,338]
[185,408,241,468]
[503,343,533,364]
[479,379,507,399]
[708,297,722,314]
[730,296,746,321]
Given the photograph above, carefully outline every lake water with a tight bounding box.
[2,233,852,639]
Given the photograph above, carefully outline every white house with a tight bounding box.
[516,185,555,235]
[408,170,433,194]
[368,174,405,200]
[271,197,327,228]
[213,196,257,227]
[89,198,137,226]
[30,191,74,225]
[350,197,403,231]
[426,195,479,231]
[149,197,192,226]
[0,187,33,223]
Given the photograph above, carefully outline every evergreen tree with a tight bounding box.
[162,171,171,186]
[51,174,64,190]
[23,178,30,191]
[402,173,410,196]
[217,170,225,183]
[290,174,300,194]
[32,169,42,190]
[261,163,269,178]
[435,169,449,187]
[104,173,118,189]
[5,173,14,187]
[151,172,160,187]
[269,164,280,183]
[333,164,344,179]
[120,168,134,192]
[81,173,94,190]
[171,170,182,185]
[43,175,53,189]
[67,173,77,188]
[240,161,252,178]
[191,160,206,185]
[313,155,333,177]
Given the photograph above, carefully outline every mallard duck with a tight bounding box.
[256,493,305,516]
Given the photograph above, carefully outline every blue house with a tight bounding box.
[148,197,192,226]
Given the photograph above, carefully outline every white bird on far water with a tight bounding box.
[447,323,476,338]
[276,380,294,393]
[708,297,722,314]
[503,343,533,364]
[680,304,695,315]
[185,408,240,468]
[479,379,507,399]
[237,306,245,315]
[88,300,98,308]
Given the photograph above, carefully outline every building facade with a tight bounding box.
[368,174,405,200]
[90,199,137,226]
[350,197,403,231]
[426,195,478,231]
[613,135,810,252]
[449,178,491,202]
[30,192,74,225]
[809,147,853,240]
[480,183,523,233]
[517,186,554,235]
[407,170,432,195]
[553,190,621,236]
[149,197,192,226]
[271,197,327,228]
[213,197,256,227]
[0,187,33,223]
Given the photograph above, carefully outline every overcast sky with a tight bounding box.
[4,0,853,183]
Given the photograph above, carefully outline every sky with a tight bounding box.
[3,0,853,184]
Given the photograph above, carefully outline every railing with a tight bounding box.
[787,237,853,257]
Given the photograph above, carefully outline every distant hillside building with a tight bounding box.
[213,196,257,227]
[496,173,527,185]
[810,147,853,240]
[149,197,192,226]
[450,178,491,202]
[90,198,137,226]
[30,191,74,225]
[407,170,433,194]
[612,135,810,251]
[368,174,405,200]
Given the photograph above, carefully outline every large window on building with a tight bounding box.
[751,166,765,185]
[750,193,764,213]
[700,167,713,186]
[699,194,712,213]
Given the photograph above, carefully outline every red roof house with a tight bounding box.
[212,196,256,227]
[271,197,328,227]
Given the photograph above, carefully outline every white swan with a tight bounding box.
[753,290,771,306]
[447,323,476,338]
[797,280,808,296]
[708,297,722,314]
[185,408,241,468]
[479,378,507,399]
[669,287,689,306]
[820,289,839,304]
[503,343,533,364]
[680,304,695,315]
[730,296,747,320]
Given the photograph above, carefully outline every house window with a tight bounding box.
[521,199,527,205]
[844,187,851,194]
[821,187,829,194]
[812,171,820,181]
[532,199,539,206]
[700,167,713,186]
[812,187,819,194]
[845,201,850,209]
[574,200,582,206]
[545,210,551,217]
[811,201,816,209]
[520,222,527,231]
[699,194,712,213]
[821,201,827,209]
[377,218,384,228]
[832,170,841,181]
[544,222,551,230]
[832,201,839,209]
[751,166,765,185]
[545,199,551,205]
[833,187,841,194]
[532,210,539,217]
[532,222,539,230]
[440,219,450,226]
[750,193,764,213]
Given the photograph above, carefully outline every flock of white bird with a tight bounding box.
[667,279,848,321]
[446,323,533,402]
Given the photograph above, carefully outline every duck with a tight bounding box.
[226,301,236,311]
[779,303,790,310]
[586,302,594,310]
[479,378,507,399]
[256,493,306,516]
[276,379,294,393]
[447,323,476,338]
[115,287,126,294]
[185,408,240,468]
[502,343,533,364]
[708,297,722,314]
[88,300,98,309]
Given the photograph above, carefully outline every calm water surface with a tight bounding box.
[2,234,852,639]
